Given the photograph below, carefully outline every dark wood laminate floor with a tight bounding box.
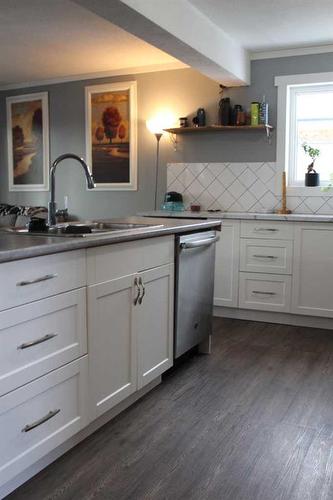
[7,318,333,500]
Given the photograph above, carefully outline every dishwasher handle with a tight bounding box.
[180,234,220,250]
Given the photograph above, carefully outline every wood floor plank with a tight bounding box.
[7,318,333,500]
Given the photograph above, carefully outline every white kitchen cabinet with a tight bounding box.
[88,274,137,418]
[240,238,293,275]
[88,263,174,418]
[240,220,294,240]
[0,356,88,487]
[0,288,87,396]
[214,220,240,308]
[0,249,86,312]
[136,264,174,389]
[87,238,175,419]
[239,272,292,313]
[292,223,333,317]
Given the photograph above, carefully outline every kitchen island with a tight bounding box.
[0,216,220,499]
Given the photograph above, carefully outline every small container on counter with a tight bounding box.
[190,203,201,212]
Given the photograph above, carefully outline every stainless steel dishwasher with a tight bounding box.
[175,230,219,358]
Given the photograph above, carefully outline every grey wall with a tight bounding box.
[1,51,333,217]
[0,68,221,218]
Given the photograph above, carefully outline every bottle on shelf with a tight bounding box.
[196,108,206,127]
[231,104,242,126]
[259,96,269,125]
[251,102,260,126]
[218,97,231,125]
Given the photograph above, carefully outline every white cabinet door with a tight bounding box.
[0,356,88,487]
[292,223,333,317]
[214,221,240,308]
[88,275,137,418]
[136,264,174,389]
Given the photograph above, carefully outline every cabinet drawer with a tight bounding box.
[0,250,86,312]
[87,235,174,285]
[240,239,293,275]
[0,288,87,396]
[241,221,294,240]
[0,357,88,486]
[239,272,291,312]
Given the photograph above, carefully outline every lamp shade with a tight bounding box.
[146,111,175,135]
[146,117,164,135]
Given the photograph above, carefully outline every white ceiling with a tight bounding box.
[0,0,182,87]
[2,0,333,89]
[188,0,333,53]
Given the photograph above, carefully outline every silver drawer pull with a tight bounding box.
[253,254,278,259]
[254,228,278,232]
[252,290,276,296]
[21,409,61,433]
[138,277,146,305]
[134,277,140,306]
[16,273,58,287]
[17,333,57,350]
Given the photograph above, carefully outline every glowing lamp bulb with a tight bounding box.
[146,117,164,135]
[146,111,175,136]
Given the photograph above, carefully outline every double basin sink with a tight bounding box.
[6,220,164,238]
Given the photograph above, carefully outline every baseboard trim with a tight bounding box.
[0,377,161,499]
[214,306,333,329]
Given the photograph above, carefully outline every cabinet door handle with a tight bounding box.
[16,273,58,287]
[17,333,57,350]
[253,254,278,259]
[133,277,140,305]
[138,277,145,305]
[21,409,61,433]
[252,290,276,296]
[254,228,278,232]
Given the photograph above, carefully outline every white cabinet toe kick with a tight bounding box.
[214,220,333,327]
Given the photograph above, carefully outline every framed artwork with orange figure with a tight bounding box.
[85,82,137,190]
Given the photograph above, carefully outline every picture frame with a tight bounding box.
[85,81,137,191]
[6,92,49,191]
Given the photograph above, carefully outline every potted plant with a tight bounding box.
[302,143,320,187]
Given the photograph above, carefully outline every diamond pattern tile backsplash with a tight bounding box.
[167,162,333,214]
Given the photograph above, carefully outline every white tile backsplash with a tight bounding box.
[167,162,333,214]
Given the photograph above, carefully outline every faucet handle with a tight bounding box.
[55,208,69,223]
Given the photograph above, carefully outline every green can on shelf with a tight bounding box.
[251,102,260,126]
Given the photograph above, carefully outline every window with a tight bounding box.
[275,73,333,191]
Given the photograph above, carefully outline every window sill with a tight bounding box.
[287,186,333,197]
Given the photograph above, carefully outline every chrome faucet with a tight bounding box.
[48,153,95,226]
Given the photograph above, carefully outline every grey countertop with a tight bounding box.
[139,210,333,223]
[0,217,221,264]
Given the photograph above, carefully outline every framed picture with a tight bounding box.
[6,92,49,191]
[85,81,137,191]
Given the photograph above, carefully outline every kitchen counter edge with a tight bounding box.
[0,217,221,264]
[138,210,333,223]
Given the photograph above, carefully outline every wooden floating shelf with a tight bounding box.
[164,125,274,134]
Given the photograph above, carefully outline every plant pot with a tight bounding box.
[305,172,320,187]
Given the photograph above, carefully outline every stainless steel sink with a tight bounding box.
[3,220,164,238]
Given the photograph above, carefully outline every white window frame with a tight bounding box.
[275,72,333,196]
